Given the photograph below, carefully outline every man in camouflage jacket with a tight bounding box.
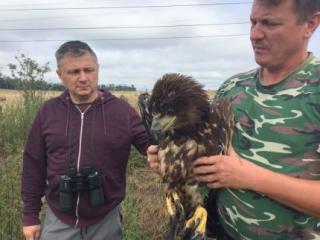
[190,0,320,239]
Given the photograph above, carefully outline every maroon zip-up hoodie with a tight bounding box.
[21,89,149,227]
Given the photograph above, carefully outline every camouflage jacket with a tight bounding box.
[216,53,320,240]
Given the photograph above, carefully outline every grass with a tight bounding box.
[0,89,59,107]
[124,148,168,239]
[0,90,44,240]
[0,152,23,239]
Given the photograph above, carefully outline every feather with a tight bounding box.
[138,92,158,145]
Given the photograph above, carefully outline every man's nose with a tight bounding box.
[78,70,88,81]
[250,23,264,41]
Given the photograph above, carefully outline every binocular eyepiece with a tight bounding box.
[59,166,104,212]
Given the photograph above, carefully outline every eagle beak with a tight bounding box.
[151,115,176,140]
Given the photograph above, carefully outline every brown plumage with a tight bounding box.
[138,73,234,239]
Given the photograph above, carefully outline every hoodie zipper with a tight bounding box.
[74,105,92,227]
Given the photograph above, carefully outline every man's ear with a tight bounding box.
[56,69,66,86]
[304,12,320,38]
[56,69,62,79]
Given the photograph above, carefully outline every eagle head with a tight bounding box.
[148,73,210,140]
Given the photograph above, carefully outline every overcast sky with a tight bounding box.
[0,0,319,91]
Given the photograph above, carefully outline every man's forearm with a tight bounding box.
[250,165,320,217]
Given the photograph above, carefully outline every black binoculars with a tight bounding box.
[59,166,104,212]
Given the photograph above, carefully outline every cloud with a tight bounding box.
[0,0,319,91]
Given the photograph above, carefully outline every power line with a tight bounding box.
[0,22,249,31]
[0,0,106,7]
[0,2,252,11]
[0,34,248,43]
[0,9,163,23]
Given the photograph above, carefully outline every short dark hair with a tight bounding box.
[55,41,97,67]
[255,0,320,23]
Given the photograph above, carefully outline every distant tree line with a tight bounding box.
[0,77,137,91]
[99,83,136,91]
[0,74,66,91]
[0,54,136,92]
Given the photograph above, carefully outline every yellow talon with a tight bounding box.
[185,205,207,234]
[165,192,207,239]
[166,192,182,216]
[171,192,179,201]
[166,194,174,216]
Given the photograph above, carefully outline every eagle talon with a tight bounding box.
[183,205,207,240]
[166,192,186,224]
[166,192,207,240]
[166,192,186,239]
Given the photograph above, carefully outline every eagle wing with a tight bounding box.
[209,96,234,155]
[138,92,158,145]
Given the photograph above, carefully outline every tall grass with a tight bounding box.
[0,91,44,240]
[123,148,167,240]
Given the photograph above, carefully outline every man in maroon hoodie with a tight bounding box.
[21,41,149,240]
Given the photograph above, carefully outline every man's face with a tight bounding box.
[57,52,99,103]
[250,0,310,70]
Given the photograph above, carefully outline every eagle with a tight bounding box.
[138,73,234,240]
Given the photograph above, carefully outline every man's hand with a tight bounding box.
[23,225,41,240]
[147,145,160,173]
[193,147,260,190]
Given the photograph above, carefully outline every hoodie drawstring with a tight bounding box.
[89,104,97,167]
[65,96,71,136]
[65,97,73,169]
[101,97,107,136]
